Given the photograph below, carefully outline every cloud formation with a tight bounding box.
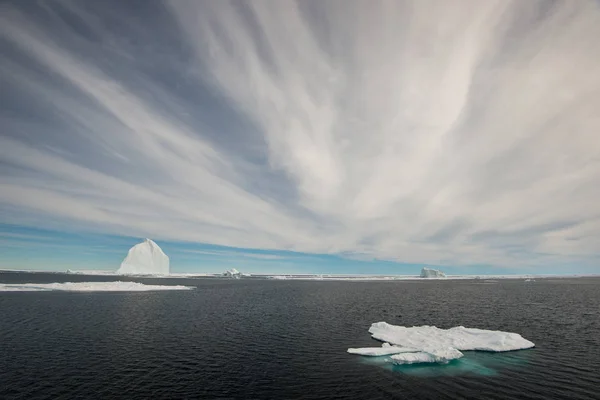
[1,0,599,270]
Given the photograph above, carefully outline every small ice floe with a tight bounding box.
[348,322,534,365]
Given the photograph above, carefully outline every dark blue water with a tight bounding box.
[1,272,599,399]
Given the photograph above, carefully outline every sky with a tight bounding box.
[0,0,599,275]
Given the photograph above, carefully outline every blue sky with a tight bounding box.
[1,1,599,275]
[3,224,593,275]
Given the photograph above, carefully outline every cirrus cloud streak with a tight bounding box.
[1,0,599,271]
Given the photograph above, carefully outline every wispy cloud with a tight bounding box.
[1,0,599,271]
[178,248,286,261]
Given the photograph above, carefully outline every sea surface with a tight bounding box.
[1,272,599,399]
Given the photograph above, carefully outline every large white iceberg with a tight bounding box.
[420,267,446,278]
[348,322,534,365]
[0,281,193,292]
[117,239,169,275]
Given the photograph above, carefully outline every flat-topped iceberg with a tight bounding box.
[117,239,169,275]
[420,267,446,278]
[348,322,534,365]
[0,281,193,292]
[369,322,534,352]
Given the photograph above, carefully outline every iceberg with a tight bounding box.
[117,239,169,275]
[369,322,534,352]
[420,267,446,278]
[223,268,242,279]
[348,322,534,365]
[0,281,193,292]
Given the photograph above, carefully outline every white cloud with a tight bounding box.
[178,249,286,261]
[1,0,599,270]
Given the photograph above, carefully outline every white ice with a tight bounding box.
[349,322,534,365]
[369,322,535,352]
[117,238,169,275]
[347,342,419,356]
[223,268,242,278]
[347,341,463,363]
[390,349,464,364]
[0,281,193,292]
[420,267,446,278]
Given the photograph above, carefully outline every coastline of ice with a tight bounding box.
[0,281,194,292]
[349,322,534,365]
[252,274,561,281]
[2,269,593,280]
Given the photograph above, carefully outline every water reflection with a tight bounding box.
[360,349,534,377]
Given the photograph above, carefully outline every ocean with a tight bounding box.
[1,272,598,399]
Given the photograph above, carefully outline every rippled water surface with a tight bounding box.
[1,273,599,399]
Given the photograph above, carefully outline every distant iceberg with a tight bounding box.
[0,281,193,292]
[348,322,534,365]
[223,268,242,279]
[420,267,446,278]
[117,239,169,275]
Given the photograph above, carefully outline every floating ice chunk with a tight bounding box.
[369,322,535,352]
[420,267,446,278]
[420,346,463,362]
[347,342,419,356]
[117,239,169,275]
[0,281,193,292]
[348,342,463,363]
[390,352,437,364]
[348,322,533,366]
[391,349,463,364]
[223,268,242,279]
[389,347,463,364]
